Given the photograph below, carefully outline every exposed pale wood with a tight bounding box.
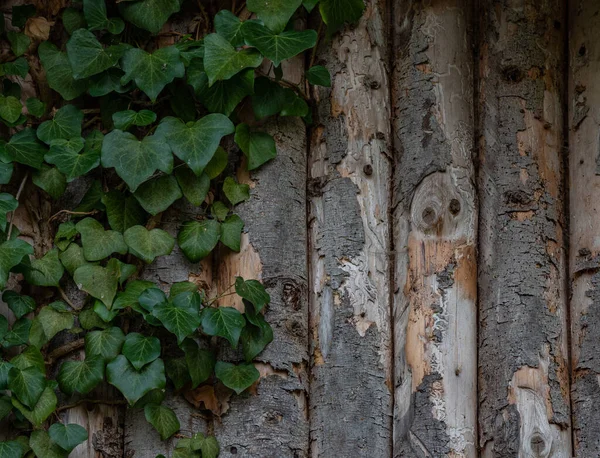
[391,2,477,456]
[568,1,600,455]
[477,1,571,456]
[307,1,393,456]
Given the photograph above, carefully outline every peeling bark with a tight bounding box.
[391,1,477,456]
[308,1,393,456]
[477,1,571,456]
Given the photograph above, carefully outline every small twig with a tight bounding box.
[46,338,85,365]
[57,286,77,310]
[56,399,128,414]
[7,171,29,240]
[309,19,324,69]
[48,209,98,223]
[81,108,101,114]
[206,282,236,306]
[256,71,310,100]
[82,116,100,130]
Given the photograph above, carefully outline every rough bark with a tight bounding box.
[568,1,600,455]
[477,1,571,456]
[307,1,393,456]
[391,1,477,456]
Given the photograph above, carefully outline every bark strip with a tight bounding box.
[391,1,477,456]
[477,1,571,456]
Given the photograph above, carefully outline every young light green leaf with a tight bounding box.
[203,33,263,86]
[214,10,245,47]
[214,361,259,394]
[307,65,331,87]
[2,317,31,348]
[29,430,69,458]
[54,221,78,251]
[57,356,104,395]
[9,346,44,374]
[235,277,270,312]
[118,0,180,34]
[106,355,166,405]
[101,130,173,192]
[220,214,244,252]
[46,132,102,182]
[320,0,365,35]
[191,433,220,458]
[48,423,88,453]
[0,193,17,233]
[102,191,147,232]
[223,176,250,205]
[66,29,127,79]
[246,0,302,33]
[3,128,47,169]
[38,42,88,100]
[124,226,175,264]
[144,404,180,440]
[201,306,246,348]
[7,31,30,57]
[0,239,33,288]
[181,338,215,388]
[85,326,125,362]
[32,165,67,199]
[178,220,221,263]
[152,293,202,344]
[122,332,161,370]
[73,258,121,308]
[133,175,182,215]
[37,104,83,145]
[112,109,157,130]
[11,385,57,428]
[83,0,125,34]
[2,291,35,320]
[59,243,91,275]
[234,123,277,170]
[174,168,210,207]
[8,366,45,408]
[23,248,64,287]
[29,306,74,348]
[76,217,128,261]
[0,96,22,124]
[211,201,229,222]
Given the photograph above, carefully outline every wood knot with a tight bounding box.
[502,65,524,83]
[529,432,550,457]
[363,164,373,176]
[449,198,461,215]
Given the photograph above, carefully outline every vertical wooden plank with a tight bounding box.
[308,1,393,456]
[477,1,570,456]
[568,1,600,455]
[391,1,477,456]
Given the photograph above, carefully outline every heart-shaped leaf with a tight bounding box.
[241,312,273,361]
[214,10,245,47]
[0,193,17,232]
[191,433,220,458]
[0,239,33,288]
[156,115,234,176]
[201,307,246,348]
[190,66,254,117]
[29,306,74,348]
[0,96,23,124]
[29,430,69,458]
[235,277,270,312]
[2,57,29,78]
[8,366,46,408]
[307,65,331,87]
[223,177,250,205]
[2,291,35,319]
[46,131,102,181]
[247,0,302,33]
[234,123,277,170]
[121,47,185,101]
[122,332,161,370]
[12,385,57,427]
[0,361,13,389]
[133,175,182,215]
[152,293,202,344]
[48,423,88,453]
[10,346,45,373]
[57,356,104,395]
[203,33,263,86]
[0,162,13,185]
[178,220,221,263]
[214,361,259,394]
[38,42,88,100]
[3,128,47,169]
[55,221,78,251]
[144,404,180,440]
[106,355,166,405]
[66,29,127,79]
[113,280,155,310]
[0,441,24,458]
[320,0,365,35]
[85,326,125,362]
[63,8,86,35]
[220,215,244,252]
[242,22,317,67]
[181,338,215,388]
[26,97,46,117]
[83,0,124,34]
[37,105,83,145]
[101,129,173,192]
[89,69,131,97]
[174,168,210,207]
[102,191,147,232]
[23,248,64,287]
[76,218,128,261]
[73,258,121,308]
[124,226,175,264]
[59,243,91,275]
[165,357,190,390]
[32,165,67,199]
[112,110,157,130]
[118,0,180,34]
[2,318,32,348]
[7,31,30,57]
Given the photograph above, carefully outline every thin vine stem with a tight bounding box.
[6,171,29,241]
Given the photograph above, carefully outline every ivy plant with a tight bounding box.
[0,0,364,456]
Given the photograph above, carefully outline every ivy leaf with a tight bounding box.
[106,355,166,405]
[319,0,365,34]
[54,221,78,251]
[37,105,83,145]
[32,165,67,199]
[59,243,90,275]
[73,258,121,308]
[76,218,128,261]
[122,332,161,370]
[0,239,32,288]
[181,338,215,388]
[29,431,68,458]
[8,366,45,408]
[118,0,181,34]
[121,47,185,102]
[174,168,210,207]
[3,128,47,169]
[0,193,17,232]
[0,441,23,458]
[133,175,182,215]
[101,130,173,192]
[75,180,105,212]
[29,306,74,348]
[85,326,125,362]
[10,346,44,374]
[223,177,250,205]
[0,96,22,124]
[170,282,198,297]
[124,226,175,264]
[214,361,259,394]
[11,386,57,428]
[112,110,157,130]
[204,147,228,179]
[83,0,125,35]
[235,277,270,312]
[211,202,228,222]
[7,31,30,57]
[241,312,273,361]
[165,358,190,391]
[0,316,6,343]
[38,42,88,100]
[214,10,245,47]
[0,361,13,389]
[178,220,221,263]
[2,291,35,319]
[23,248,64,287]
[48,424,88,453]
[144,404,180,440]
[89,69,131,97]
[156,115,234,176]
[113,280,155,311]
[58,356,104,396]
[102,191,147,232]
[0,162,13,185]
[200,307,245,348]
[46,132,102,181]
[93,300,118,323]
[66,29,127,79]
[62,8,87,35]
[307,65,331,87]
[190,433,220,458]
[242,22,317,67]
[152,293,202,344]
[220,215,244,252]
[2,57,29,78]
[246,0,302,33]
[203,33,263,86]
[2,317,31,348]
[234,123,277,170]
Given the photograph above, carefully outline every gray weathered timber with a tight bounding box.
[569,1,600,455]
[308,1,393,456]
[391,2,478,456]
[213,113,310,458]
[477,1,571,456]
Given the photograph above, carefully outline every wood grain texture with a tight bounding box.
[477,1,571,456]
[308,1,393,456]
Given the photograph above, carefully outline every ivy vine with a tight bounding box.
[0,0,364,456]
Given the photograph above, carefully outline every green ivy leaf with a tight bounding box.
[0,441,23,458]
[178,220,220,263]
[165,358,190,391]
[32,165,67,199]
[320,0,365,35]
[23,248,64,287]
[170,282,198,297]
[75,180,105,213]
[37,105,83,145]
[73,258,121,308]
[234,123,277,170]
[246,0,302,33]
[57,356,104,395]
[201,306,245,348]
[3,128,47,169]
[46,133,102,182]
[76,218,128,262]
[220,214,244,252]
[102,191,147,232]
[85,326,125,362]
[83,0,125,34]
[0,361,13,389]
[2,57,29,78]
[8,366,45,408]
[133,175,182,215]
[29,306,74,348]
[121,47,185,102]
[211,201,229,222]
[191,433,220,458]
[214,10,245,47]
[124,225,175,264]
[93,300,118,323]
[54,221,78,251]
[251,77,297,118]
[181,338,215,388]
[156,115,234,176]
[2,291,35,320]
[174,168,210,207]
[223,176,250,205]
[0,162,13,185]
[0,96,22,124]
[214,361,259,394]
[89,69,131,97]
[38,42,88,100]
[144,404,180,440]
[12,385,57,428]
[29,430,68,458]
[66,29,127,79]
[307,65,331,87]
[242,22,317,67]
[138,288,168,314]
[0,239,32,288]
[203,33,263,86]
[59,243,90,275]
[62,8,87,35]
[235,277,270,312]
[106,355,166,405]
[119,0,181,34]
[112,110,157,130]
[241,312,273,361]
[0,316,6,342]
[10,346,45,373]
[101,129,173,192]
[113,280,154,311]
[122,332,161,370]
[0,193,17,232]
[48,423,88,453]
[2,317,31,348]
[152,292,202,344]
[204,146,228,179]
[7,31,30,57]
